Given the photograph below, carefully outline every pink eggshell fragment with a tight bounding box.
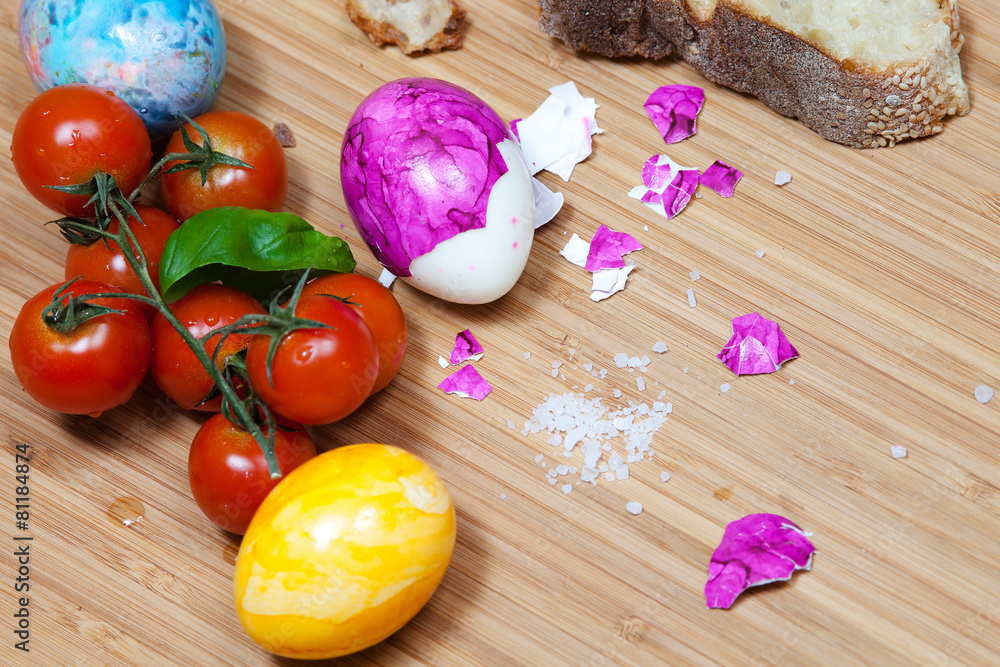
[438,364,493,401]
[662,169,700,219]
[644,85,706,144]
[705,513,816,610]
[717,312,798,375]
[585,224,644,271]
[700,160,744,197]
[450,329,484,364]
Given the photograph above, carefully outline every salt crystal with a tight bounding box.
[775,171,792,186]
[562,484,573,494]
[534,454,544,463]
[657,390,666,399]
[551,368,559,378]
[506,418,516,429]
[552,360,563,369]
[637,377,646,391]
[598,463,609,472]
[616,466,630,480]
[608,452,624,470]
[660,471,671,482]
[500,493,507,500]
[755,249,765,258]
[613,389,623,398]
[604,472,616,482]
[687,289,697,307]
[789,379,796,386]
[628,356,642,368]
[690,270,700,281]
[581,467,599,483]
[547,469,557,478]
[626,501,643,515]
[614,353,629,368]
[891,445,908,459]
[652,341,668,354]
[548,434,562,446]
[437,356,449,369]
[720,383,732,393]
[556,464,570,475]
[549,478,558,485]
[584,363,593,372]
[569,467,578,474]
[683,368,689,374]
[640,355,651,366]
[584,384,594,392]
[975,385,995,404]
[524,352,531,360]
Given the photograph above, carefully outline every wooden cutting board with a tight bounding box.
[2,0,999,664]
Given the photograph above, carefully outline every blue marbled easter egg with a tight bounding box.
[19,0,226,139]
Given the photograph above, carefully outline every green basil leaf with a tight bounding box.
[158,207,356,303]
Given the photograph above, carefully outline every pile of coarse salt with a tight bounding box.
[521,353,673,491]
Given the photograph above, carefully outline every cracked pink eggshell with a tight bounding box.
[438,364,492,401]
[700,160,744,197]
[705,513,816,609]
[717,312,798,375]
[644,85,705,144]
[341,78,512,277]
[450,329,484,364]
[585,225,644,271]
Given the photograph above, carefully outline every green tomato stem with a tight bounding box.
[109,210,284,479]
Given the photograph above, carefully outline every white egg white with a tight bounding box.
[404,140,535,304]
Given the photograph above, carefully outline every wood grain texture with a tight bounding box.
[2,0,999,665]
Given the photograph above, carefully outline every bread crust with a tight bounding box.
[538,0,970,148]
[347,0,466,55]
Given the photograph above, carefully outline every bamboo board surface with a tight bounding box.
[2,0,1000,665]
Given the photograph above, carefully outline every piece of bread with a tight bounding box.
[538,0,970,148]
[347,0,466,55]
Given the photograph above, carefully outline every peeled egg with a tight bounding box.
[341,78,535,304]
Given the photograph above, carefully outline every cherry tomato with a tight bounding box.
[9,280,151,416]
[64,205,180,321]
[188,413,316,535]
[150,284,266,411]
[10,83,152,217]
[160,110,288,222]
[246,295,378,425]
[300,273,408,394]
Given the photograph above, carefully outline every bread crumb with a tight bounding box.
[347,0,466,55]
[273,122,296,147]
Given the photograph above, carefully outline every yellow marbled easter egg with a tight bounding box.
[233,444,456,659]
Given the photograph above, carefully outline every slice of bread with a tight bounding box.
[538,0,970,148]
[347,0,466,55]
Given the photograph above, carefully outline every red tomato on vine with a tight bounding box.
[9,280,151,416]
[160,111,288,222]
[188,413,316,535]
[10,83,151,217]
[245,295,378,425]
[300,273,408,394]
[64,205,180,321]
[150,284,266,411]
